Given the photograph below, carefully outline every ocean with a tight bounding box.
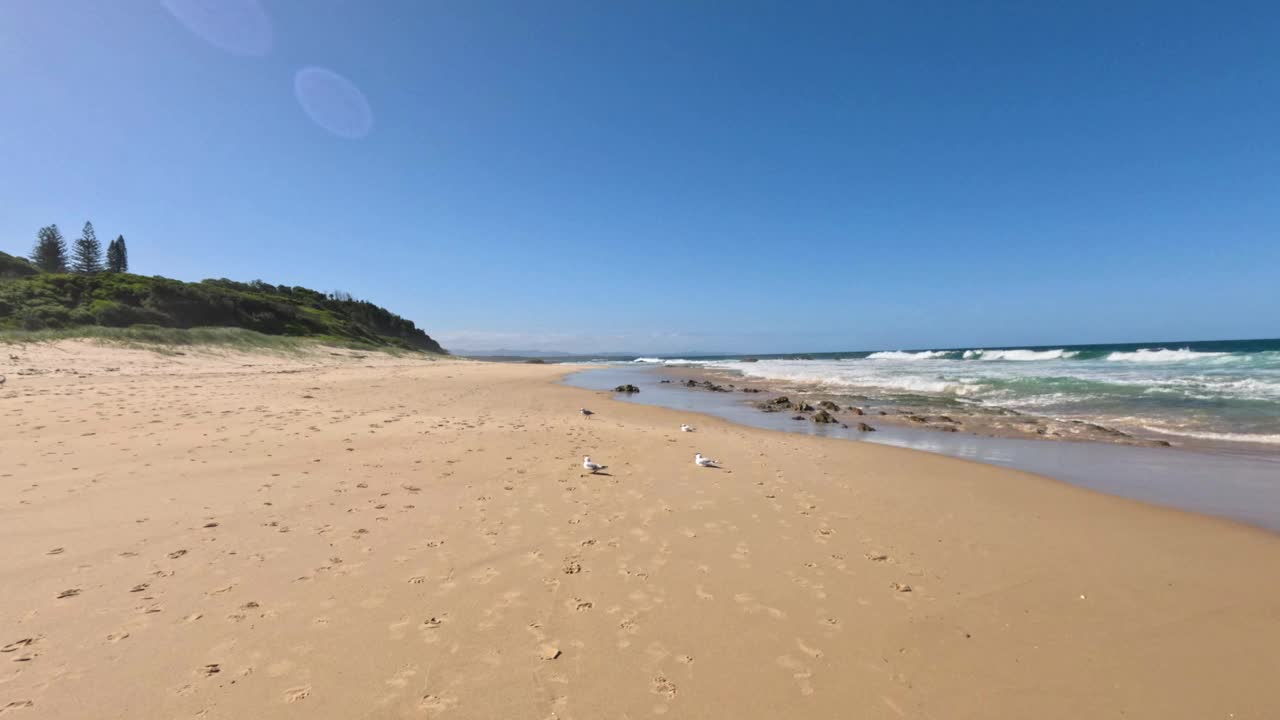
[615,338,1280,448]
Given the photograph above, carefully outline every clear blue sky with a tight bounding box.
[2,1,1277,354]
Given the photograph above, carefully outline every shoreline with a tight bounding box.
[565,363,1280,532]
[5,343,1280,718]
[648,362,1280,457]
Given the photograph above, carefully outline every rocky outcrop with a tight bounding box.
[817,400,840,412]
[614,384,640,393]
[759,397,791,412]
[812,409,837,423]
[684,378,731,392]
[855,422,876,432]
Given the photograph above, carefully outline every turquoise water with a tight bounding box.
[612,339,1280,447]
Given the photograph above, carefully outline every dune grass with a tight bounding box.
[0,325,429,356]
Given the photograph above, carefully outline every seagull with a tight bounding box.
[680,424,694,432]
[580,408,594,417]
[694,453,719,468]
[583,456,607,473]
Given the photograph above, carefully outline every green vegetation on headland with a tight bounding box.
[0,272,445,353]
[2,223,446,353]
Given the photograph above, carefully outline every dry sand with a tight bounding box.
[2,341,1279,719]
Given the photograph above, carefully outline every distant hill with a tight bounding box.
[0,269,446,353]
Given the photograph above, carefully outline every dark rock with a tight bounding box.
[685,379,699,387]
[613,384,640,394]
[792,401,815,412]
[905,414,928,423]
[812,409,837,424]
[791,415,806,421]
[855,423,876,432]
[877,410,887,416]
[758,396,790,411]
[659,379,672,384]
[848,407,864,415]
[933,415,956,424]
[817,400,840,412]
[741,387,761,393]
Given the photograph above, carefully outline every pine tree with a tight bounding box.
[72,221,103,273]
[30,224,68,273]
[106,235,129,273]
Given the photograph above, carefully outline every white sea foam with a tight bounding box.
[966,348,1078,361]
[725,360,981,396]
[865,350,951,361]
[1105,348,1228,363]
[1140,426,1280,445]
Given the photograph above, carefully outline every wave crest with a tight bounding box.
[1106,348,1228,363]
[966,349,1078,361]
[865,350,951,361]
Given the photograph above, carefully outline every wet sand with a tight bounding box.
[567,365,1280,531]
[3,341,1280,719]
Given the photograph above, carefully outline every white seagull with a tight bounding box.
[680,424,695,432]
[582,456,607,473]
[694,453,719,468]
[580,408,594,417]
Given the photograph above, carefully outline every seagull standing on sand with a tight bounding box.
[680,424,694,432]
[580,408,594,417]
[694,453,719,468]
[583,456,607,473]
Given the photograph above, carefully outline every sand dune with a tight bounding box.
[2,341,1278,719]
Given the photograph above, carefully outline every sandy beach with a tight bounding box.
[3,342,1279,719]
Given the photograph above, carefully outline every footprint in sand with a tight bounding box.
[283,686,311,703]
[651,675,677,699]
[1,639,35,654]
[797,638,824,659]
[418,693,458,714]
